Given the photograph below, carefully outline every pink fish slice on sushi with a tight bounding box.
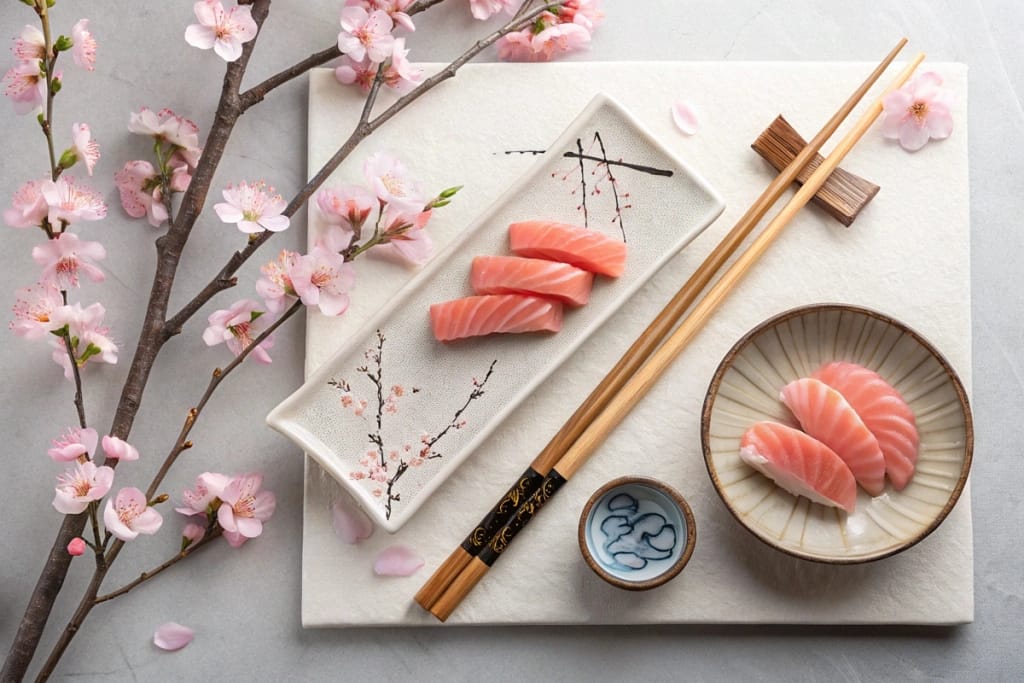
[469,255,594,307]
[780,377,887,496]
[508,220,627,277]
[740,421,858,513]
[812,361,919,490]
[429,294,563,342]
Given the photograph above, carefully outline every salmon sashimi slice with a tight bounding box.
[812,361,919,491]
[740,421,857,513]
[780,377,886,496]
[508,221,627,277]
[429,294,563,342]
[470,255,595,307]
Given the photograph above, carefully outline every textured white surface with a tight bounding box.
[302,62,972,626]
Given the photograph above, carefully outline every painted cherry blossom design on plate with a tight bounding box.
[328,330,497,519]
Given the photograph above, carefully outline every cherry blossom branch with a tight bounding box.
[35,301,300,680]
[147,300,302,500]
[93,528,223,605]
[35,2,59,181]
[237,0,449,111]
[163,3,552,340]
[2,4,274,679]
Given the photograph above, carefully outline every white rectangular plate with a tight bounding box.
[269,93,725,532]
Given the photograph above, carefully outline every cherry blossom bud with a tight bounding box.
[67,537,86,556]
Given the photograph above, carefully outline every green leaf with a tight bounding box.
[49,78,62,95]
[49,324,70,339]
[250,310,265,322]
[439,185,463,199]
[431,199,451,208]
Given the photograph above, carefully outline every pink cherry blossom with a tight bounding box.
[168,151,195,190]
[49,302,118,379]
[12,25,46,62]
[345,1,416,32]
[338,7,395,64]
[40,175,107,226]
[562,0,605,31]
[214,180,290,234]
[671,101,699,136]
[382,38,423,94]
[468,0,519,21]
[256,249,301,314]
[101,435,139,462]
[175,472,231,517]
[114,160,169,228]
[290,245,356,316]
[216,472,276,541]
[363,152,424,209]
[184,0,258,62]
[334,55,378,91]
[881,71,954,152]
[154,622,194,652]
[4,178,49,229]
[373,544,424,576]
[182,522,205,547]
[202,299,275,364]
[496,29,536,61]
[331,497,374,544]
[3,60,47,115]
[103,487,163,541]
[53,461,114,514]
[48,426,99,462]
[32,232,106,289]
[10,282,63,339]
[70,123,100,175]
[67,537,86,556]
[71,19,97,70]
[532,22,591,61]
[316,184,375,245]
[127,108,203,167]
[373,203,433,265]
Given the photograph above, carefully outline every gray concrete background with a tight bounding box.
[1,1,1021,680]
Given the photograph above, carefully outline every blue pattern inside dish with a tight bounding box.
[584,481,688,584]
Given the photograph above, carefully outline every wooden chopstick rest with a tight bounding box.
[752,115,881,226]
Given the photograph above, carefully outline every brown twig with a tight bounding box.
[93,527,223,605]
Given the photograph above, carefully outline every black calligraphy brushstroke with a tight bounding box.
[562,152,674,177]
[576,137,589,227]
[501,149,546,155]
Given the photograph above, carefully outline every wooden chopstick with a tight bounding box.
[427,52,927,622]
[413,38,909,613]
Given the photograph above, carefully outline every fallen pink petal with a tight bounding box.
[153,622,194,651]
[671,101,699,136]
[331,498,374,544]
[373,544,424,577]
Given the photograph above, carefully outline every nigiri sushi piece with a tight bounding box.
[470,255,594,307]
[812,361,919,490]
[429,294,563,342]
[508,221,627,277]
[780,377,886,496]
[740,421,857,513]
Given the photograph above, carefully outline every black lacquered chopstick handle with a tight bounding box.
[459,467,546,554]
[477,470,567,567]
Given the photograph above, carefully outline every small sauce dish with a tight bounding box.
[578,476,696,591]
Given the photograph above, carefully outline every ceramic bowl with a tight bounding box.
[701,304,973,564]
[578,477,697,590]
